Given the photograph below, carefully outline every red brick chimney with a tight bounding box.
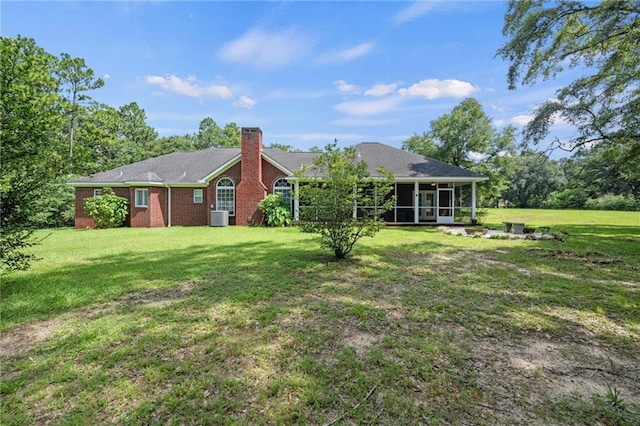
[235,127,267,225]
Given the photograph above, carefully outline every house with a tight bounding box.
[69,127,487,228]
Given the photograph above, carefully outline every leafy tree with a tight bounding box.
[403,98,517,205]
[220,122,241,147]
[148,134,196,157]
[118,102,157,151]
[73,102,122,173]
[269,143,294,152]
[294,142,395,259]
[1,36,65,272]
[258,194,291,227]
[502,150,567,207]
[195,117,222,149]
[83,188,129,228]
[543,188,588,209]
[401,133,439,158]
[31,176,76,228]
[497,0,640,153]
[56,52,104,173]
[573,143,639,199]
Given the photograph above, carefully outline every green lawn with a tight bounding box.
[2,209,639,425]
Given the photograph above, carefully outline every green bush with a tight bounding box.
[543,188,588,209]
[585,194,639,211]
[83,188,129,228]
[258,193,291,227]
[31,176,76,228]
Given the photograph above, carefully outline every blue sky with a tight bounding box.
[3,1,574,151]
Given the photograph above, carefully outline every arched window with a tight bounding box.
[273,178,292,213]
[216,177,235,216]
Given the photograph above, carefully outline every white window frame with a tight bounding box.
[135,188,148,208]
[193,189,204,204]
[93,189,103,197]
[216,178,235,216]
[273,178,293,213]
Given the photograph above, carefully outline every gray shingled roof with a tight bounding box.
[70,143,485,185]
[70,147,240,184]
[353,142,485,179]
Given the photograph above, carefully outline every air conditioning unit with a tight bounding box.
[210,210,229,227]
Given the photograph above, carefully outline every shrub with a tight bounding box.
[543,188,588,209]
[258,193,291,227]
[83,188,129,228]
[31,176,76,228]
[585,194,639,211]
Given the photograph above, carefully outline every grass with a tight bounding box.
[1,209,639,425]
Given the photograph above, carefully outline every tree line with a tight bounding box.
[402,97,639,211]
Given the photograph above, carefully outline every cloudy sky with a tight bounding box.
[4,1,574,151]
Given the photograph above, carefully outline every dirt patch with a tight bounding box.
[469,333,640,421]
[1,281,197,359]
[119,281,195,309]
[343,330,379,356]
[0,318,63,358]
[525,248,623,265]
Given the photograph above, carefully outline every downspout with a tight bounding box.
[164,184,172,227]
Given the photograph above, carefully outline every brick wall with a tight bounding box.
[171,187,208,226]
[130,187,167,228]
[262,159,287,195]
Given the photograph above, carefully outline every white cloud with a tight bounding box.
[393,1,436,24]
[365,83,398,97]
[511,115,534,126]
[398,79,478,99]
[334,80,360,94]
[144,74,232,99]
[233,95,257,108]
[493,119,505,127]
[218,28,312,70]
[103,73,111,80]
[317,42,375,64]
[333,96,404,117]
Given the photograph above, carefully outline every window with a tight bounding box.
[135,188,148,207]
[193,189,203,203]
[216,178,235,216]
[273,178,292,212]
[93,189,103,197]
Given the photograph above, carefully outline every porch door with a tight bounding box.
[418,190,436,221]
[437,188,454,223]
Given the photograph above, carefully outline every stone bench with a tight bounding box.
[503,221,525,234]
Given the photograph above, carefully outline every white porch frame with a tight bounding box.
[290,178,485,224]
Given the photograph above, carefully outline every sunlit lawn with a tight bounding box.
[1,209,639,425]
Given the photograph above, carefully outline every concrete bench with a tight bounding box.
[503,221,525,234]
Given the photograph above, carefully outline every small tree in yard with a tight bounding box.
[84,188,128,228]
[258,193,291,227]
[294,142,395,259]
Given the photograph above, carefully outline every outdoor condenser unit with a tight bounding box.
[210,210,229,227]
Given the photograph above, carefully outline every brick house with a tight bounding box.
[70,127,487,228]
